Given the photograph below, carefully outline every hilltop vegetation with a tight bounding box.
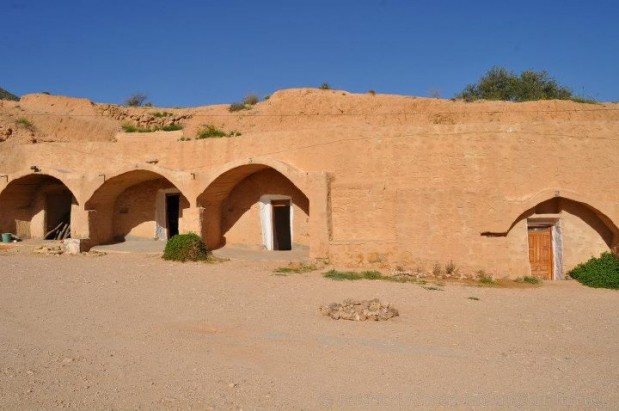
[457,67,595,103]
[0,87,19,101]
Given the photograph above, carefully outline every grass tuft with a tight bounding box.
[515,276,542,285]
[273,263,318,275]
[323,270,383,281]
[16,117,35,131]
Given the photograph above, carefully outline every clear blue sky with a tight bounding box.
[2,0,618,106]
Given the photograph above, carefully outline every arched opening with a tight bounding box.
[0,174,77,239]
[503,197,619,279]
[198,164,310,251]
[85,170,190,244]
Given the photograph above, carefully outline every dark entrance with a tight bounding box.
[45,190,73,239]
[166,194,180,239]
[272,200,291,250]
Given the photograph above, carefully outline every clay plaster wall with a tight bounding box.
[1,92,618,277]
[221,169,310,247]
[113,179,189,241]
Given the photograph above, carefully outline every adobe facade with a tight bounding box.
[0,89,617,279]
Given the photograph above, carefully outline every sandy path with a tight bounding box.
[1,252,618,409]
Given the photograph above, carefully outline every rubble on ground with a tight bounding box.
[320,298,399,321]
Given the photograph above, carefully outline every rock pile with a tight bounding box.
[320,298,399,321]
[33,245,64,255]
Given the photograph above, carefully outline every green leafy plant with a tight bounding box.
[568,252,619,289]
[160,124,183,131]
[456,66,594,103]
[515,276,542,285]
[323,270,383,281]
[16,117,35,131]
[273,262,317,275]
[229,102,246,112]
[319,83,331,90]
[476,270,496,285]
[152,111,173,118]
[196,125,227,139]
[162,233,210,262]
[121,122,149,133]
[195,125,241,139]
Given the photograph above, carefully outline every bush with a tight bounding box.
[323,270,383,281]
[568,252,619,289]
[196,125,227,139]
[16,117,35,131]
[319,83,331,90]
[162,233,209,262]
[152,111,172,118]
[515,275,542,285]
[243,94,259,106]
[160,123,183,131]
[125,93,148,107]
[229,102,246,112]
[456,66,588,102]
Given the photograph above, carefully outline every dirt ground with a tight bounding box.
[1,251,618,410]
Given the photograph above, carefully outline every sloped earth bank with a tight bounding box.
[1,253,618,409]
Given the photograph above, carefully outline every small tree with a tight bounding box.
[456,67,576,102]
[125,93,148,107]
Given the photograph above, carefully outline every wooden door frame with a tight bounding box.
[527,217,562,280]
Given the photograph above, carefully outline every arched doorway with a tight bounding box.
[505,196,618,279]
[85,170,190,244]
[198,164,310,251]
[0,174,77,239]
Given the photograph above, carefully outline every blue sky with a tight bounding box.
[2,0,618,106]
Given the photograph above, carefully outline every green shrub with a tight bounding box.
[229,102,247,112]
[568,252,619,289]
[478,274,496,285]
[162,233,209,262]
[515,275,542,284]
[196,125,227,139]
[456,66,589,102]
[16,117,35,130]
[161,123,183,131]
[319,83,331,90]
[152,111,173,118]
[125,93,148,107]
[121,122,148,133]
[273,262,317,275]
[323,270,383,281]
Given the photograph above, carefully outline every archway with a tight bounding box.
[503,196,619,279]
[0,174,78,239]
[198,164,310,251]
[85,170,190,244]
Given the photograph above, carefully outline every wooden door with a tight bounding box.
[528,227,553,280]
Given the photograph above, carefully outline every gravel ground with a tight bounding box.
[1,251,618,410]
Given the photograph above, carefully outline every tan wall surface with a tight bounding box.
[222,169,310,247]
[113,179,189,240]
[1,90,617,277]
